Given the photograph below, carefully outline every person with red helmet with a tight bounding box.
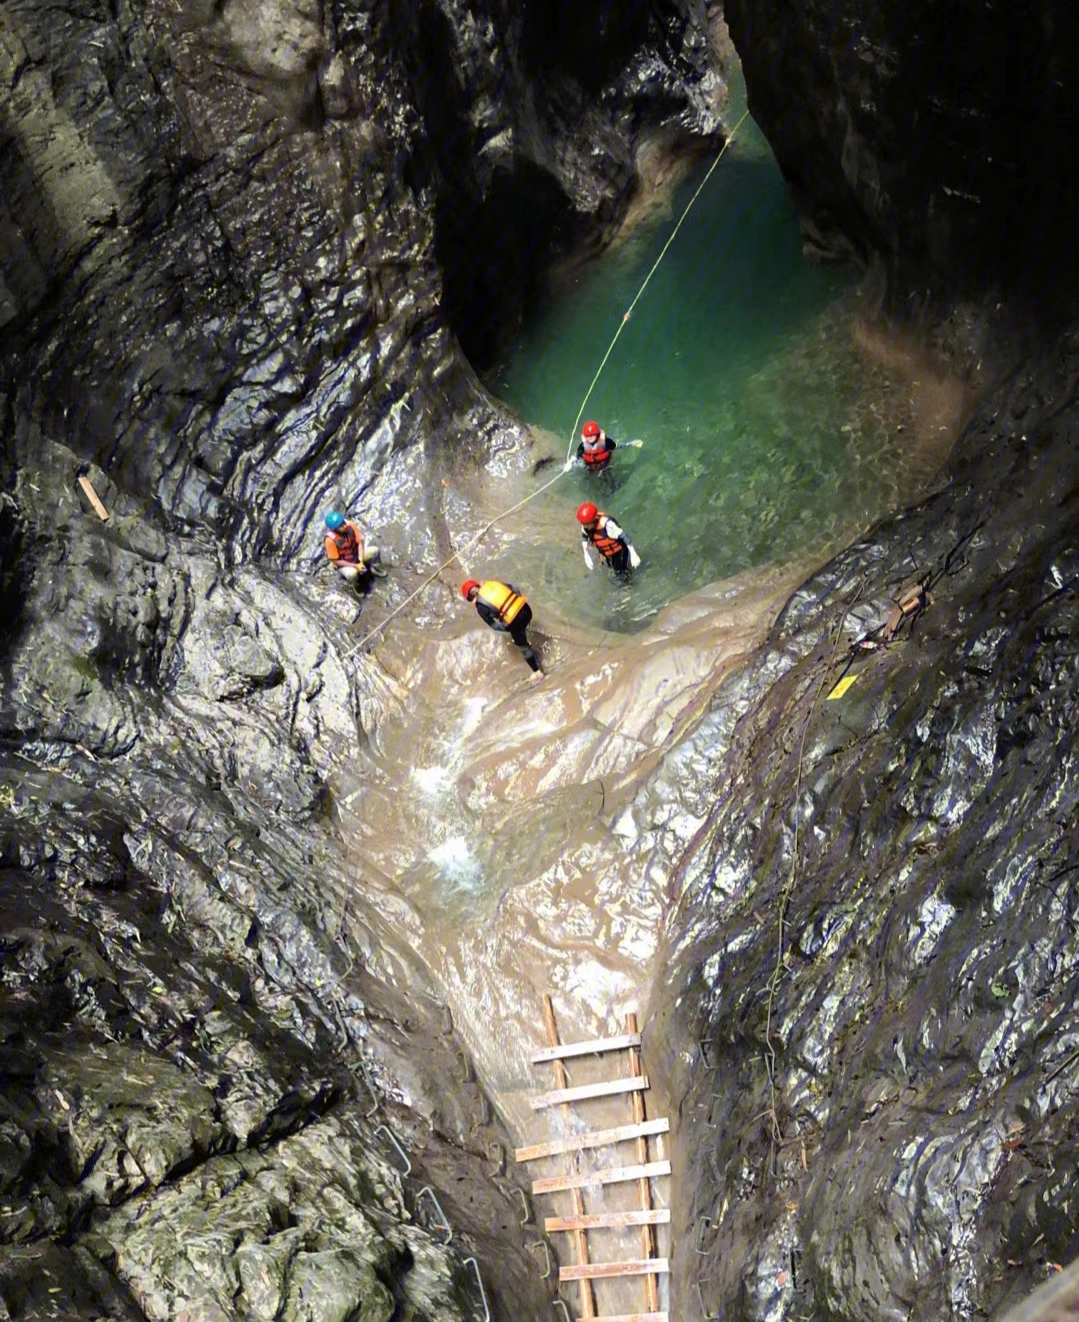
[576,502,642,578]
[574,420,617,474]
[461,579,543,678]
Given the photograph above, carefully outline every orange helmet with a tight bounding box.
[581,420,600,439]
[461,579,481,599]
[576,502,598,524]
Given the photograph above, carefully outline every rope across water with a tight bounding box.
[342,110,751,662]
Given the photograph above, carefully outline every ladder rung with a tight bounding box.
[596,1315,669,1322]
[559,1258,670,1282]
[529,1076,648,1110]
[532,1160,671,1196]
[530,1032,641,1063]
[516,1117,669,1162]
[545,1209,671,1232]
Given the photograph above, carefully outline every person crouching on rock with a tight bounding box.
[577,502,641,579]
[461,579,543,679]
[324,510,385,586]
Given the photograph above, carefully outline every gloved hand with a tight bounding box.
[563,458,576,473]
[583,546,595,571]
[628,546,642,569]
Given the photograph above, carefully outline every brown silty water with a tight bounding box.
[335,317,973,1313]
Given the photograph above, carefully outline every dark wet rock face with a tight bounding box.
[724,0,1079,317]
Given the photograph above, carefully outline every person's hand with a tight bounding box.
[628,546,642,569]
[583,546,595,571]
[629,439,644,448]
[563,458,576,473]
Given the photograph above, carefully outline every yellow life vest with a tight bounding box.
[477,581,526,624]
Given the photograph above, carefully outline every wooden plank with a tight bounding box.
[545,1209,671,1232]
[76,474,110,522]
[542,995,595,1320]
[532,1160,671,1196]
[626,1010,660,1315]
[515,1118,669,1163]
[595,1314,668,1322]
[530,1032,641,1063]
[560,1258,670,1282]
[529,1076,648,1110]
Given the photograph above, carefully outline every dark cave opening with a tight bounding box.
[390,0,593,371]
[517,0,656,84]
[433,159,581,372]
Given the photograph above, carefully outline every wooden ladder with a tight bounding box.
[515,995,671,1322]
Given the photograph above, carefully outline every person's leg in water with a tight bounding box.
[607,546,631,579]
[508,605,542,674]
[599,465,622,497]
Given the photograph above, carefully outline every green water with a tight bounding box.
[484,116,934,633]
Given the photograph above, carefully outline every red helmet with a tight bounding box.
[581,420,600,439]
[461,579,481,599]
[576,502,598,525]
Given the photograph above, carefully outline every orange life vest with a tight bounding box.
[581,438,611,469]
[477,581,526,624]
[586,514,624,561]
[325,523,362,564]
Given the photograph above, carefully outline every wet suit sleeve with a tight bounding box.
[475,599,510,631]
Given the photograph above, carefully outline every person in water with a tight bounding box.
[574,420,617,474]
[461,579,543,677]
[323,511,384,586]
[577,502,641,578]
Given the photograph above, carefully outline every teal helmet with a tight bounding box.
[325,511,345,531]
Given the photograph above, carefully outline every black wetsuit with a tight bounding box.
[576,436,617,472]
[475,588,540,672]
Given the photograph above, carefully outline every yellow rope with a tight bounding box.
[566,109,750,460]
[341,111,752,662]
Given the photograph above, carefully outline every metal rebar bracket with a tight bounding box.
[694,1213,713,1256]
[706,1093,722,1127]
[462,1257,490,1322]
[696,1278,721,1320]
[414,1186,452,1244]
[472,1094,491,1129]
[513,1186,532,1227]
[552,1300,571,1322]
[698,1038,713,1065]
[374,1124,411,1176]
[350,1059,380,1118]
[487,1141,505,1177]
[440,1003,454,1036]
[528,1238,552,1279]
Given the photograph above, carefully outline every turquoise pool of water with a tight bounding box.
[483,115,941,633]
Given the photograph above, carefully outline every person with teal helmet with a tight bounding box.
[323,510,385,586]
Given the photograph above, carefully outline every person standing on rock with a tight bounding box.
[461,579,543,679]
[577,502,641,579]
[324,511,385,587]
